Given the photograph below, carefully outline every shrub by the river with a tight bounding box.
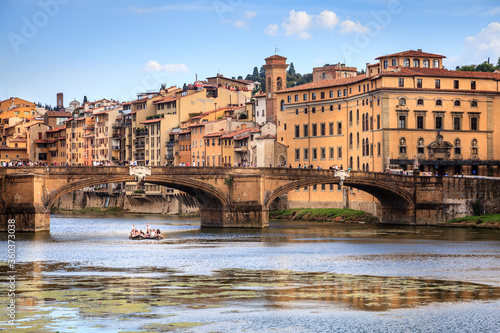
[269,208,379,223]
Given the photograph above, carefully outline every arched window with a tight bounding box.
[365,113,369,131]
[423,59,430,68]
[417,99,424,106]
[357,156,360,170]
[349,133,353,149]
[349,110,353,125]
[362,114,366,131]
[399,98,406,106]
[383,60,388,69]
[362,138,366,156]
[366,138,369,156]
[471,138,479,157]
[276,77,283,91]
[357,132,360,148]
[392,58,397,66]
[403,58,410,67]
[471,101,478,108]
[417,138,425,156]
[366,163,369,172]
[413,59,420,67]
[280,100,285,111]
[454,138,462,156]
[362,163,366,171]
[436,99,442,106]
[454,100,461,107]
[433,59,439,68]
[356,109,359,125]
[399,137,407,156]
[350,156,353,169]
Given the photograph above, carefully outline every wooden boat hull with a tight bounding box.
[129,235,145,240]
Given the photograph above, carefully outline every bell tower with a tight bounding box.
[263,55,288,124]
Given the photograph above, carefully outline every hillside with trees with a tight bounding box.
[456,58,500,72]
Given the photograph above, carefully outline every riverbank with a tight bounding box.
[269,208,500,229]
[51,206,201,217]
[269,208,380,224]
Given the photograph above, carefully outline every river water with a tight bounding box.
[1,214,500,332]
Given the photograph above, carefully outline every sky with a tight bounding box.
[1,0,499,106]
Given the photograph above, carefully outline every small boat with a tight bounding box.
[146,234,164,240]
[129,234,145,240]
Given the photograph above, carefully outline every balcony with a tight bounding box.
[83,124,94,130]
[234,146,248,153]
[96,121,106,127]
[136,156,145,161]
[135,143,145,149]
[135,130,149,137]
[124,121,132,127]
[112,132,122,139]
[112,122,123,129]
[112,145,120,150]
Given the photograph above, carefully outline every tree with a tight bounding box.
[259,66,266,79]
[288,62,296,76]
[83,95,88,104]
[252,66,259,76]
[237,75,243,80]
[182,83,188,90]
[457,60,497,72]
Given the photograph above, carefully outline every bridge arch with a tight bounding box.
[44,174,229,211]
[265,172,416,219]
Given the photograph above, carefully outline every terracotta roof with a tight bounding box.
[265,54,287,61]
[45,111,72,117]
[153,96,180,105]
[34,140,54,144]
[131,97,149,104]
[140,118,163,124]
[46,126,65,133]
[220,127,258,139]
[253,93,266,98]
[24,121,44,128]
[256,134,276,140]
[280,75,367,93]
[234,134,249,141]
[375,50,446,60]
[9,138,27,143]
[204,132,223,138]
[381,67,500,79]
[0,145,27,151]
[178,130,191,135]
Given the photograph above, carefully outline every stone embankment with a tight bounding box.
[52,191,198,215]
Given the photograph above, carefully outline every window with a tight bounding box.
[471,81,476,90]
[417,78,422,88]
[356,109,359,125]
[303,148,309,161]
[454,138,461,155]
[417,115,424,129]
[312,93,316,100]
[329,91,334,98]
[349,111,353,126]
[287,95,292,103]
[398,78,404,87]
[312,124,317,136]
[417,138,425,155]
[471,101,478,108]
[436,99,442,106]
[349,133,353,149]
[321,92,325,99]
[337,90,342,98]
[453,116,461,130]
[295,125,300,138]
[295,95,299,102]
[435,116,443,130]
[329,122,334,135]
[337,122,342,135]
[403,58,410,67]
[413,59,420,67]
[321,147,326,160]
[338,147,343,159]
[295,149,300,161]
[384,60,388,69]
[312,107,316,114]
[344,89,348,96]
[399,137,407,155]
[303,94,308,101]
[399,98,406,106]
[469,114,479,131]
[398,115,406,129]
[303,124,309,137]
[435,79,441,89]
[329,147,334,159]
[312,148,317,160]
[392,58,397,66]
[377,142,381,156]
[454,80,459,89]
[320,123,325,136]
[423,59,430,68]
[417,98,424,106]
[454,100,461,107]
[280,100,285,111]
[377,115,380,129]
[433,59,439,68]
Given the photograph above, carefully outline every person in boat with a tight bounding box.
[146,225,150,234]
[150,229,156,237]
[130,225,137,236]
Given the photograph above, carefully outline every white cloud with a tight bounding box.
[282,10,314,36]
[234,20,246,28]
[448,22,500,67]
[264,24,279,36]
[244,11,257,19]
[316,10,339,29]
[145,61,189,73]
[339,20,369,34]
[297,32,312,40]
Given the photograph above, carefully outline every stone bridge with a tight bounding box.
[1,166,499,231]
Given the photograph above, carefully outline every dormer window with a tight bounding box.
[413,59,420,67]
[403,58,410,67]
[423,59,430,68]
[433,59,439,68]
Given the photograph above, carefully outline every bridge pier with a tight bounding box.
[201,204,269,228]
[379,206,416,225]
[1,205,50,232]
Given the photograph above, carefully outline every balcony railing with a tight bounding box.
[136,156,145,161]
[135,131,149,137]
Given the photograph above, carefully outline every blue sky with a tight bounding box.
[1,0,499,106]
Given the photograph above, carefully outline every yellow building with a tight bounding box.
[276,49,500,211]
[0,97,37,123]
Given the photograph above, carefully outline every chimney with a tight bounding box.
[417,49,422,52]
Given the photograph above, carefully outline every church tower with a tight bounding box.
[263,55,288,124]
